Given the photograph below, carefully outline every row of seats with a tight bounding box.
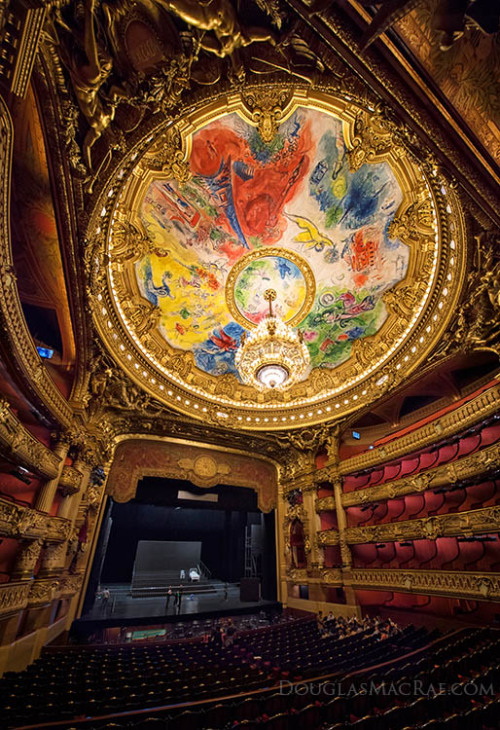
[1,618,429,727]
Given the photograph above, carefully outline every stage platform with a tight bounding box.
[77,582,279,629]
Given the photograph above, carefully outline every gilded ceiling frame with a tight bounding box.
[88,84,467,430]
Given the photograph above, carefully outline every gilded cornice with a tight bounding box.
[340,439,500,507]
[340,505,500,544]
[316,496,336,512]
[0,94,73,427]
[317,529,340,546]
[0,398,61,478]
[344,568,500,602]
[340,382,500,475]
[0,497,71,543]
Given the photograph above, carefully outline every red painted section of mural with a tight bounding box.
[190,122,312,246]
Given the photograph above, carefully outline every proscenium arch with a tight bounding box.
[106,435,279,512]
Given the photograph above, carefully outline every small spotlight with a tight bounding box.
[36,346,54,359]
[9,467,32,485]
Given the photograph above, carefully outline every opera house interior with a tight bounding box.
[0,0,500,728]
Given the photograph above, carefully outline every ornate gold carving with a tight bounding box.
[320,568,343,585]
[28,578,60,607]
[241,87,294,143]
[317,529,340,546]
[341,441,500,507]
[316,495,336,512]
[144,125,190,182]
[342,506,500,545]
[0,398,61,478]
[0,581,32,617]
[341,383,500,475]
[46,516,72,543]
[280,448,316,489]
[347,105,397,172]
[276,422,334,454]
[287,567,308,582]
[39,543,67,576]
[12,539,43,579]
[177,454,230,487]
[0,497,70,544]
[58,465,83,496]
[347,569,500,603]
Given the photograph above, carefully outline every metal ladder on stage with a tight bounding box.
[244,526,258,577]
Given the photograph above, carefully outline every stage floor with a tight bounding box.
[81,582,275,623]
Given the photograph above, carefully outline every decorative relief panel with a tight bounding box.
[317,529,340,546]
[341,506,500,545]
[107,438,278,512]
[58,465,83,496]
[346,569,500,602]
[340,440,500,507]
[0,497,70,543]
[316,496,336,512]
[0,581,31,617]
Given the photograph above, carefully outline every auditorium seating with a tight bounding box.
[1,620,498,729]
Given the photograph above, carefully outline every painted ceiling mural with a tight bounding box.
[135,107,408,380]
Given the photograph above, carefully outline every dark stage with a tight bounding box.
[77,582,280,630]
[82,478,278,628]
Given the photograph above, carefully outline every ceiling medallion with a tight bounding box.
[235,289,311,390]
[225,247,316,329]
[90,87,467,430]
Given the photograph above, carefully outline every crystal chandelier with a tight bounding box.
[235,289,310,390]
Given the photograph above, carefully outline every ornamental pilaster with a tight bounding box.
[302,489,323,573]
[333,479,352,570]
[34,435,70,514]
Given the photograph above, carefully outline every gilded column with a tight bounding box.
[34,435,70,513]
[333,479,352,570]
[302,484,323,573]
[333,477,357,605]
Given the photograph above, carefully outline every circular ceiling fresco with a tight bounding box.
[91,88,466,429]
